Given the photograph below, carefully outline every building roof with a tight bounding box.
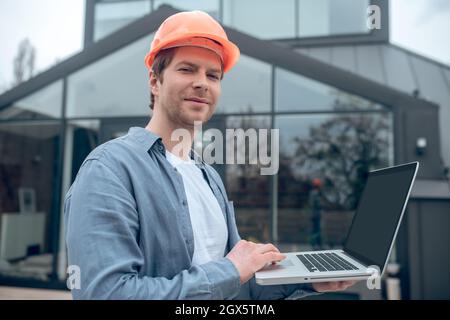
[294,44,450,101]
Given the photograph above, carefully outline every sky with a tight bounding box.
[0,0,450,94]
[0,0,85,92]
[390,0,450,65]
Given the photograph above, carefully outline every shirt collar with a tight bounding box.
[128,127,162,151]
[128,126,206,168]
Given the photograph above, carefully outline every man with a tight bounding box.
[65,10,355,299]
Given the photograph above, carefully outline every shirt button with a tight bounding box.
[158,145,164,152]
[182,200,187,206]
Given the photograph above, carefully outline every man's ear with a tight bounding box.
[149,70,159,97]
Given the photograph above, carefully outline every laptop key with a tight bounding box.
[312,254,336,271]
[327,253,352,269]
[334,254,359,270]
[319,253,346,271]
[330,253,358,270]
[297,255,318,272]
[298,252,360,273]
[325,253,353,270]
[299,254,323,272]
[305,254,327,272]
[317,254,340,271]
[324,253,349,270]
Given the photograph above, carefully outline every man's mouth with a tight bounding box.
[184,97,209,105]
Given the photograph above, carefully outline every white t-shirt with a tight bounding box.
[165,150,228,266]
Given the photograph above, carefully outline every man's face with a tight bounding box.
[150,46,222,127]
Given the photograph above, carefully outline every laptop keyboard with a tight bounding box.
[297,252,359,272]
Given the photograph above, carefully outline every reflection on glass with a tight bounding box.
[275,112,393,249]
[222,116,272,242]
[67,36,153,118]
[154,0,219,20]
[94,0,151,41]
[0,121,61,281]
[276,67,385,112]
[217,55,271,114]
[67,120,100,183]
[299,0,369,37]
[223,0,295,39]
[0,81,63,120]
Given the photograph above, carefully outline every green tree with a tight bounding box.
[292,112,391,210]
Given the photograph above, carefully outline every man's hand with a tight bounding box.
[226,240,286,284]
[312,280,358,292]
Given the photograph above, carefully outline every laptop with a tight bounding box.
[255,161,419,285]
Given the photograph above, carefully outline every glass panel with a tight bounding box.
[217,55,271,114]
[275,112,393,250]
[223,0,296,39]
[275,67,385,112]
[67,35,153,118]
[0,81,63,120]
[381,45,417,94]
[154,0,219,20]
[299,0,369,37]
[94,0,151,41]
[0,121,61,281]
[210,115,272,242]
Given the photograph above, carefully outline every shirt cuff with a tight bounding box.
[199,257,241,299]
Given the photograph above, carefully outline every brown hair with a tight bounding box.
[149,48,177,110]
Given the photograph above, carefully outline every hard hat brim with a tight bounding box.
[144,32,240,73]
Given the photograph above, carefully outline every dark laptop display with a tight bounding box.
[344,162,418,270]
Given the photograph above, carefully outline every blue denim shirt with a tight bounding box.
[64,127,318,299]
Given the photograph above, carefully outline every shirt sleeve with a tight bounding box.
[65,158,241,299]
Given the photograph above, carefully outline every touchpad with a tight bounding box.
[262,259,294,271]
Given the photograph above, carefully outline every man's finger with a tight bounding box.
[256,243,281,254]
[323,282,340,291]
[262,252,286,263]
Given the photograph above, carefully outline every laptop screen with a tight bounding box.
[344,162,418,270]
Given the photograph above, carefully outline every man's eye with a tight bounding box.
[208,74,220,80]
[179,67,192,72]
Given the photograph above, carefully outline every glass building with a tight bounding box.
[0,1,449,299]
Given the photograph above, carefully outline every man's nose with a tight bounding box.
[192,72,208,92]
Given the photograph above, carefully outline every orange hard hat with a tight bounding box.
[312,178,322,188]
[144,10,240,73]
